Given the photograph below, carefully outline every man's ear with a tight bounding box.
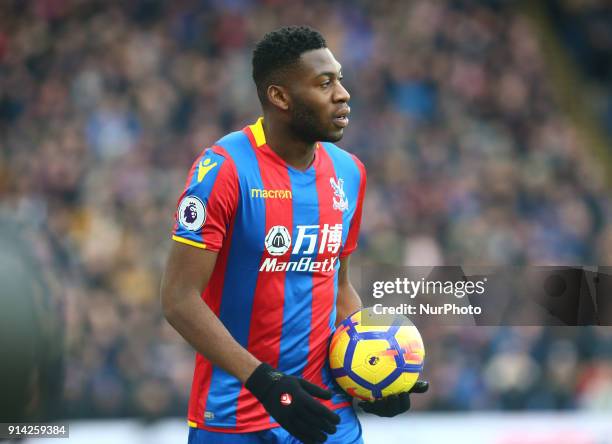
[267,85,291,111]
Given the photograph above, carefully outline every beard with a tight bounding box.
[288,97,343,143]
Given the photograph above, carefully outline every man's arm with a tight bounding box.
[160,241,260,383]
[335,256,362,326]
[161,241,340,442]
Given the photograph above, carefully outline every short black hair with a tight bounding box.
[252,26,327,105]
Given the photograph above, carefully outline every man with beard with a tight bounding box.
[161,26,427,444]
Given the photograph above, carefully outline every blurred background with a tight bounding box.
[1,0,611,442]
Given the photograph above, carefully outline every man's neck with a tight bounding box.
[262,118,316,171]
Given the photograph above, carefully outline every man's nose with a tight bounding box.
[334,82,350,103]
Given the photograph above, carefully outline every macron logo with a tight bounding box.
[198,158,218,182]
[251,188,292,199]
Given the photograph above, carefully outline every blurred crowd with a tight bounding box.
[546,0,612,140]
[1,0,611,419]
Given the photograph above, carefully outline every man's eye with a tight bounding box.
[321,80,331,88]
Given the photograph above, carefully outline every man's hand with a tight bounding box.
[358,380,429,417]
[246,363,340,443]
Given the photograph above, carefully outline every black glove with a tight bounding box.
[359,380,429,417]
[245,363,340,443]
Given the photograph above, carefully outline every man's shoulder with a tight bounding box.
[189,129,251,181]
[210,129,252,159]
[215,129,249,148]
[319,142,366,175]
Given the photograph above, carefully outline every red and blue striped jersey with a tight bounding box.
[172,118,367,433]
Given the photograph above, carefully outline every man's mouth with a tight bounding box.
[333,115,349,128]
[333,107,350,128]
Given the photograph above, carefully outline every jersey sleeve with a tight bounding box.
[172,146,239,252]
[340,155,367,258]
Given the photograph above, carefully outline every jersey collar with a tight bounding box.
[247,117,267,148]
[245,117,321,172]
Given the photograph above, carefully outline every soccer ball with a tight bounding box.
[329,307,425,401]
